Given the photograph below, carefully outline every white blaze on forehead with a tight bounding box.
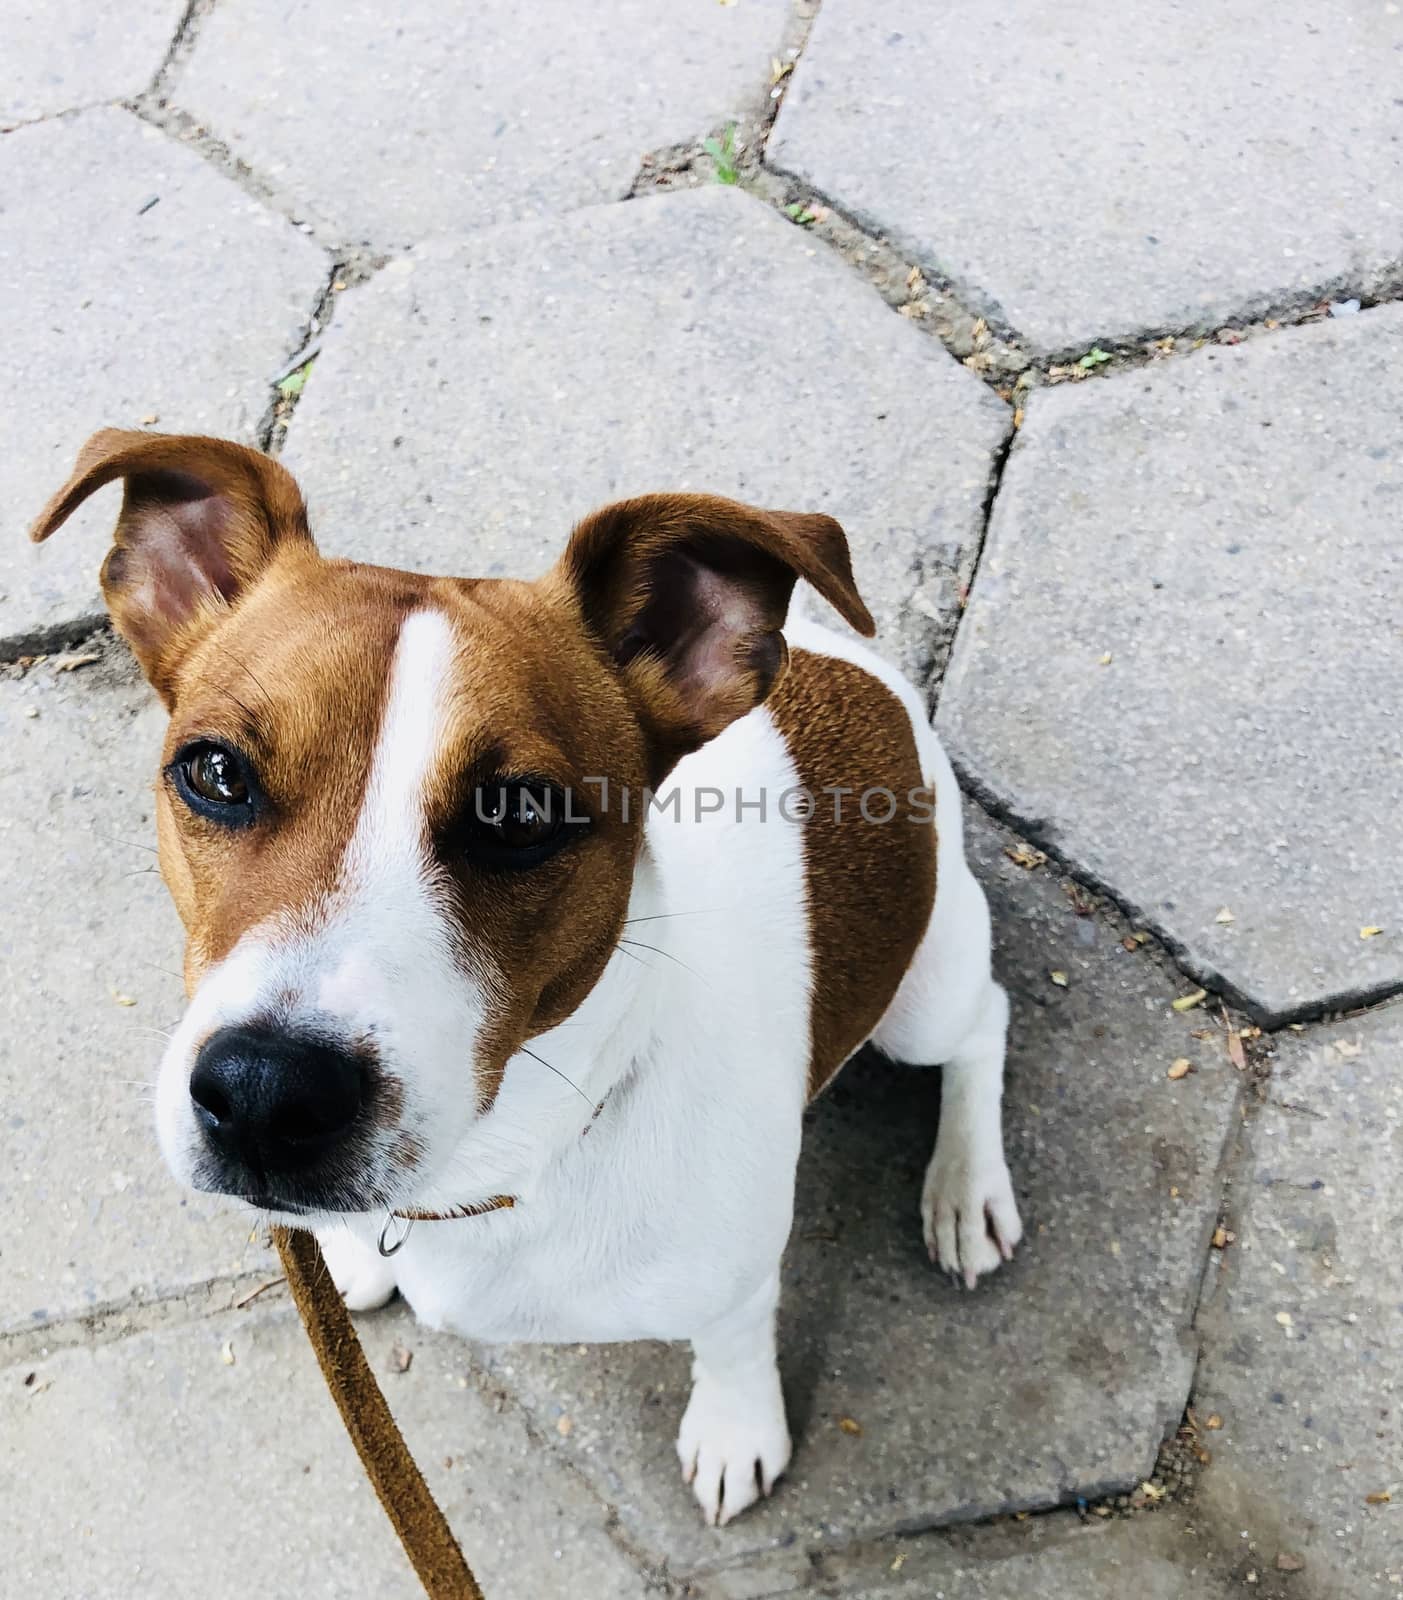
[342,607,456,887]
[314,606,462,1016]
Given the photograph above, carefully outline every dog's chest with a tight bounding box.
[391,1104,799,1345]
[394,1028,810,1344]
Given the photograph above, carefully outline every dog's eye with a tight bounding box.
[170,742,257,824]
[465,780,576,867]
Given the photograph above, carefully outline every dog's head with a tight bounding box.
[32,431,872,1218]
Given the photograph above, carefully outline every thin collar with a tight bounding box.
[376,1086,614,1257]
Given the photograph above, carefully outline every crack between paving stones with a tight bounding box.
[0,610,113,665]
[627,0,820,203]
[922,422,1016,719]
[124,97,348,255]
[256,254,382,455]
[0,1268,288,1369]
[953,773,1403,1032]
[444,1356,685,1594]
[0,99,127,136]
[1023,256,1403,372]
[129,0,362,262]
[747,126,1403,392]
[145,0,217,106]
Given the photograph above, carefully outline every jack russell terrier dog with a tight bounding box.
[32,431,1022,1527]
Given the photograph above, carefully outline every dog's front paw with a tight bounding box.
[921,1149,1023,1289]
[316,1228,398,1311]
[676,1369,791,1527]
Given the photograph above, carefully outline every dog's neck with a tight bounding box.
[411,847,671,1210]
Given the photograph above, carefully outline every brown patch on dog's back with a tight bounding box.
[768,650,936,1099]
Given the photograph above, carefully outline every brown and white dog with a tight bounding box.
[32,431,1022,1527]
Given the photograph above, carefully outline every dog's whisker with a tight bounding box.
[617,937,706,984]
[136,959,184,981]
[612,940,652,971]
[621,909,722,926]
[213,640,277,714]
[518,1045,593,1108]
[94,831,159,857]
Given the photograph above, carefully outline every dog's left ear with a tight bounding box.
[553,492,874,776]
[29,430,313,703]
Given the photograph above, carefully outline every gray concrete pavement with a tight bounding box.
[2,0,1399,1595]
[1195,1004,1403,1598]
[0,106,326,651]
[2,1302,654,1600]
[0,644,275,1335]
[175,0,795,248]
[771,0,1403,354]
[937,306,1403,1028]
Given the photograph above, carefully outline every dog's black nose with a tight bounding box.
[190,1025,365,1174]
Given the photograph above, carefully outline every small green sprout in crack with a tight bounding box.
[1076,346,1114,371]
[276,360,315,401]
[702,125,740,186]
[784,201,818,227]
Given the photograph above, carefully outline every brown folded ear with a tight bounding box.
[29,430,314,702]
[553,492,874,779]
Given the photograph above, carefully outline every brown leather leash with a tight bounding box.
[272,1143,585,1592]
[274,1225,486,1600]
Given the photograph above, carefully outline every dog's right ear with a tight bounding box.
[29,430,314,702]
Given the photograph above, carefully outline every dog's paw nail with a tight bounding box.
[678,1377,790,1528]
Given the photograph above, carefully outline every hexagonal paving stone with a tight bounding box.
[174,0,792,248]
[460,812,1242,1575]
[696,1512,1251,1600]
[938,308,1403,1027]
[281,185,1008,684]
[0,107,327,653]
[2,1303,651,1600]
[1195,1003,1403,1600]
[1,0,187,129]
[0,646,273,1335]
[769,0,1403,354]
